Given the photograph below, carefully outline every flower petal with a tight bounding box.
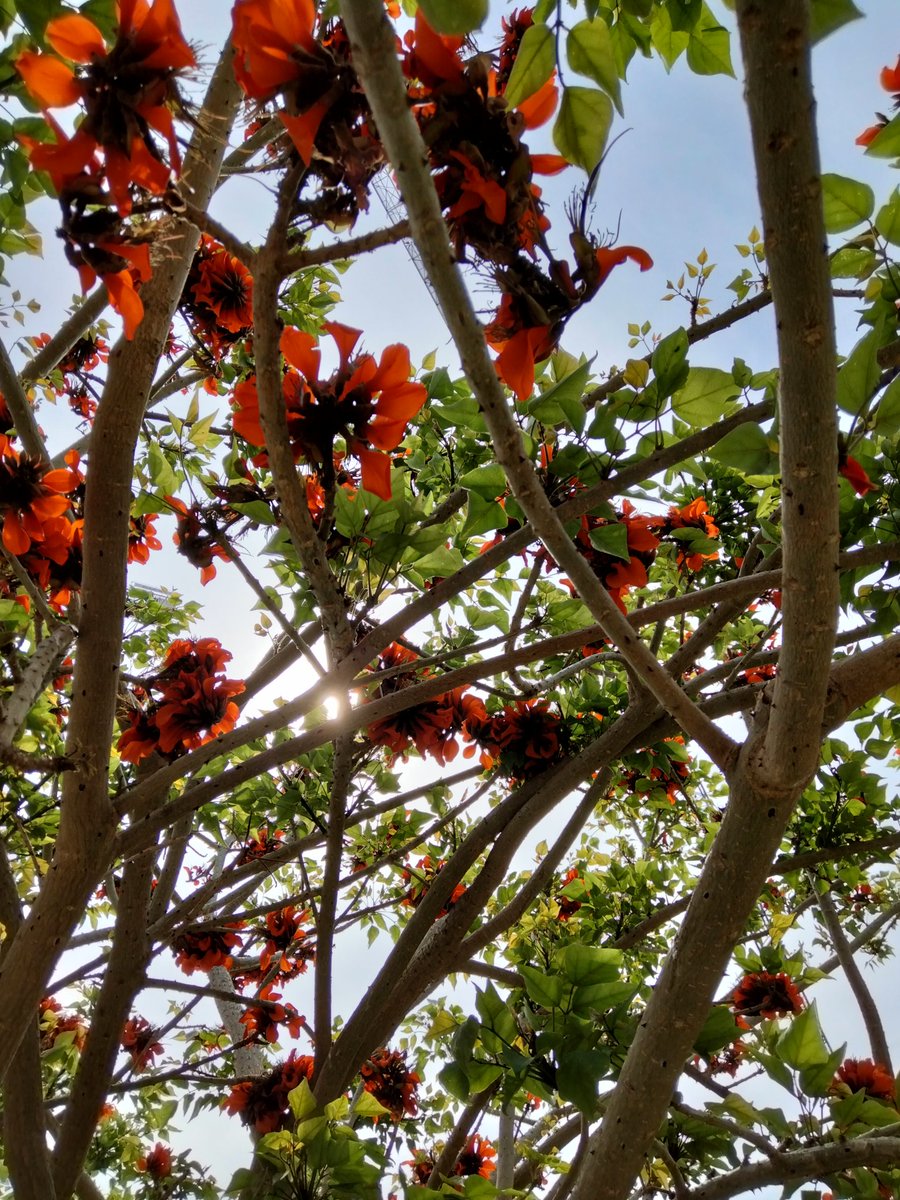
[46,13,107,62]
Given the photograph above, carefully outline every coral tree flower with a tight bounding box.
[16,0,195,214]
[839,455,878,495]
[117,637,244,762]
[732,971,804,1020]
[172,923,245,974]
[232,323,426,500]
[137,1143,172,1179]
[856,55,900,145]
[120,1016,163,1071]
[0,450,77,556]
[832,1058,896,1103]
[225,1051,315,1133]
[360,1047,421,1120]
[457,1135,497,1178]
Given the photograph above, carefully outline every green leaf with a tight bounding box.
[694,1005,741,1056]
[588,522,630,560]
[532,358,594,433]
[353,1090,391,1119]
[866,112,900,159]
[829,245,876,280]
[686,7,733,77]
[799,1044,846,1098]
[558,944,622,985]
[556,1049,606,1113]
[873,373,900,434]
[146,444,179,493]
[288,1079,318,1121]
[553,87,614,172]
[651,328,690,397]
[673,367,740,428]
[12,0,61,37]
[459,464,508,499]
[775,1002,829,1071]
[821,174,875,233]
[416,0,488,36]
[462,492,507,537]
[520,964,567,1008]
[875,190,900,247]
[707,423,778,476]
[439,1062,472,1102]
[650,5,689,70]
[836,329,881,414]
[503,23,555,109]
[567,20,623,115]
[571,980,636,1013]
[809,0,863,43]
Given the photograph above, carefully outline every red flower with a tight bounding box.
[555,868,584,921]
[665,497,720,571]
[260,906,315,974]
[457,1134,496,1178]
[137,1143,172,1179]
[401,856,466,917]
[839,455,878,495]
[239,992,305,1044]
[232,324,426,500]
[732,972,804,1019]
[120,1016,163,1071]
[237,827,285,864]
[39,996,86,1053]
[128,513,162,564]
[188,238,254,335]
[857,56,900,145]
[167,497,230,584]
[17,0,195,215]
[224,1051,316,1133]
[0,449,77,556]
[359,1047,421,1119]
[172,923,245,975]
[833,1058,896,1103]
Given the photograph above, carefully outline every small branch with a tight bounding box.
[816,885,894,1071]
[685,1136,900,1200]
[0,337,48,463]
[427,1083,500,1187]
[19,288,109,386]
[282,218,411,273]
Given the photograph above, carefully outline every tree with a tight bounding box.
[0,0,898,1196]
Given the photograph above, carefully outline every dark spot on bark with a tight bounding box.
[703,891,709,899]
[768,807,775,818]
[798,503,805,516]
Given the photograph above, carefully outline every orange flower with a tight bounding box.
[17,0,194,214]
[172,923,245,975]
[224,1051,315,1133]
[732,972,803,1019]
[839,455,878,495]
[189,241,254,335]
[239,993,305,1044]
[833,1058,896,1103]
[137,1143,172,1179]
[0,450,76,556]
[167,497,230,584]
[457,1134,496,1178]
[120,1016,163,1071]
[555,867,584,921]
[232,324,426,500]
[360,1048,421,1120]
[401,856,467,917]
[260,906,315,974]
[594,243,654,287]
[128,513,162,564]
[665,497,719,571]
[231,0,318,100]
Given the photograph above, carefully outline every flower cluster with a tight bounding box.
[360,1047,421,1120]
[225,1051,315,1134]
[464,698,565,781]
[555,868,584,921]
[239,991,305,1045]
[172,922,246,975]
[401,856,467,918]
[120,1016,164,1072]
[39,996,87,1053]
[856,55,900,146]
[16,0,195,335]
[832,1058,896,1103]
[618,737,692,806]
[232,323,427,501]
[117,637,244,762]
[29,330,109,420]
[260,906,316,975]
[179,235,254,364]
[137,1143,172,1180]
[237,826,285,864]
[732,972,804,1021]
[406,1135,497,1185]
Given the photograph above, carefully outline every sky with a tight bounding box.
[3,0,900,1192]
